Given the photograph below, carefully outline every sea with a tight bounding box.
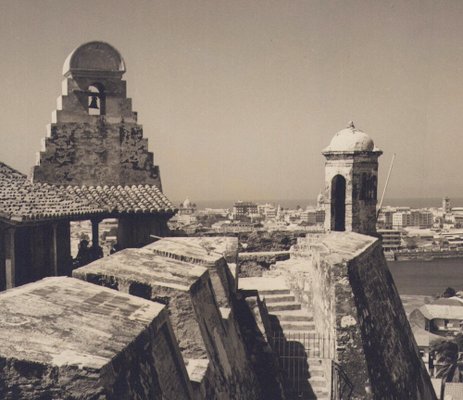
[388,258,463,296]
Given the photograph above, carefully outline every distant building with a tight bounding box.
[178,198,196,215]
[315,209,325,224]
[414,297,463,336]
[392,209,433,229]
[443,196,451,214]
[377,208,394,229]
[377,229,401,250]
[393,211,411,229]
[301,209,317,225]
[452,208,463,227]
[257,203,277,219]
[232,201,258,220]
[410,210,433,228]
[175,198,197,226]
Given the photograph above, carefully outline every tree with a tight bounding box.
[439,287,457,299]
[431,337,463,386]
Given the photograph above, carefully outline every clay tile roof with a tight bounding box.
[0,162,175,223]
[0,162,103,222]
[64,183,174,214]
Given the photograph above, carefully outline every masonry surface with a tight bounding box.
[257,231,437,399]
[72,237,278,400]
[0,277,193,400]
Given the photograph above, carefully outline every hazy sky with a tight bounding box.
[1,0,463,204]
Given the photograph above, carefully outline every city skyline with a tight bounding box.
[1,0,463,202]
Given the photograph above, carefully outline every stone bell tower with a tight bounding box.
[32,41,162,189]
[322,122,382,235]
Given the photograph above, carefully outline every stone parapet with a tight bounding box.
[270,231,437,400]
[72,248,210,360]
[73,240,263,400]
[145,237,238,306]
[0,277,193,400]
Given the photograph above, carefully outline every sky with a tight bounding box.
[1,0,463,205]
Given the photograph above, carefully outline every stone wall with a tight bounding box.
[238,251,290,264]
[0,277,193,400]
[347,241,436,400]
[271,232,436,400]
[32,122,161,188]
[73,242,263,400]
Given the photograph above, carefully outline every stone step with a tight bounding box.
[259,288,291,296]
[270,310,313,321]
[263,293,296,303]
[307,364,325,377]
[276,320,315,331]
[309,369,325,378]
[274,348,323,359]
[266,301,302,312]
[312,393,329,400]
[309,375,327,384]
[308,362,325,370]
[238,277,290,295]
[290,394,329,400]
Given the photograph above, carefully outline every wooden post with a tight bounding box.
[5,228,16,289]
[91,219,100,248]
[0,225,6,291]
[51,223,58,276]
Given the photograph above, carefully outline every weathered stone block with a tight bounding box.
[73,242,262,400]
[145,237,238,306]
[0,277,193,400]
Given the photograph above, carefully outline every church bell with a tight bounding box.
[89,94,99,109]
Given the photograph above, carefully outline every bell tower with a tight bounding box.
[32,41,162,189]
[322,122,382,235]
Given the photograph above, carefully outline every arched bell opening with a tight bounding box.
[331,174,346,231]
[87,84,105,116]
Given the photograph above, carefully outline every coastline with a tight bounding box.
[386,249,463,262]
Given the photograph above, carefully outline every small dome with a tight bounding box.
[63,41,126,77]
[182,198,191,208]
[324,121,377,152]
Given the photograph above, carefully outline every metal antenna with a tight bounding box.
[377,153,396,218]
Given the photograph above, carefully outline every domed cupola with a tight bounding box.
[323,121,379,153]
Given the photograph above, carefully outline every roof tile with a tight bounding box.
[0,162,175,223]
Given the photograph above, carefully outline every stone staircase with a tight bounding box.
[260,286,330,400]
